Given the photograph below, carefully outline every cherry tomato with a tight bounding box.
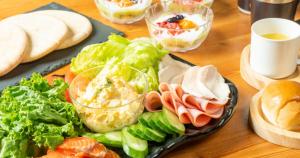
[65,69,76,85]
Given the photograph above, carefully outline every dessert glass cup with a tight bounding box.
[162,0,214,8]
[145,2,213,52]
[94,0,152,24]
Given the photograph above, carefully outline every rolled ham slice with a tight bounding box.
[145,91,162,112]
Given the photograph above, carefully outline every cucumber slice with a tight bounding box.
[138,112,153,127]
[128,124,152,141]
[162,107,185,135]
[150,112,175,134]
[82,132,122,148]
[138,123,166,143]
[157,113,178,134]
[122,127,148,158]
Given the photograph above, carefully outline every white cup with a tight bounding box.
[250,18,300,79]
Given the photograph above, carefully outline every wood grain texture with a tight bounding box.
[1,0,300,157]
[240,45,300,90]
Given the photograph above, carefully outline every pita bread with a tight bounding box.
[1,13,68,63]
[0,23,28,77]
[35,10,92,50]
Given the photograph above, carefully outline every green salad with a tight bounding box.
[0,73,84,158]
[71,34,168,91]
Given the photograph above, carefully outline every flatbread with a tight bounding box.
[35,10,92,50]
[1,13,68,63]
[0,23,28,77]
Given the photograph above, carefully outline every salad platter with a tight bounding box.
[0,33,238,158]
[0,2,238,158]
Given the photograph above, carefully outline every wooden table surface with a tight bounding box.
[1,0,300,157]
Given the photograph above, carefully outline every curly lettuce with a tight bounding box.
[0,73,84,158]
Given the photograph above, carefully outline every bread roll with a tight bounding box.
[261,81,300,131]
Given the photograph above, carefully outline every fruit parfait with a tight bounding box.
[95,0,152,24]
[145,3,213,52]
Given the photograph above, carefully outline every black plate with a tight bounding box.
[0,2,124,91]
[110,54,238,158]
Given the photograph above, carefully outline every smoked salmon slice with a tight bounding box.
[56,137,99,153]
[42,137,119,158]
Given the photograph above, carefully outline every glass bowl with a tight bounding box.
[145,2,213,52]
[163,0,214,8]
[69,66,148,133]
[94,0,152,24]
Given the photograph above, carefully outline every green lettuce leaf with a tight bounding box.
[70,35,169,92]
[122,40,168,71]
[0,133,28,158]
[71,34,130,74]
[33,123,77,149]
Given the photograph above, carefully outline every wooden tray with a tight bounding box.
[240,45,300,90]
[249,91,300,149]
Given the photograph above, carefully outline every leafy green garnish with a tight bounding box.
[0,73,84,158]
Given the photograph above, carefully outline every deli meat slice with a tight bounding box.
[145,91,163,112]
[158,55,190,84]
[182,65,230,103]
[144,82,227,127]
[147,64,230,128]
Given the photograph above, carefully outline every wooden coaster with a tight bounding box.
[240,45,300,90]
[249,92,300,149]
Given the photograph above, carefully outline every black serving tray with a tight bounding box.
[0,2,124,91]
[108,54,239,158]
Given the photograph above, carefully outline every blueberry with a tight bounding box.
[166,15,184,23]
[167,17,177,23]
[176,15,184,20]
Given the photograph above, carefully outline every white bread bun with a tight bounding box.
[261,81,300,131]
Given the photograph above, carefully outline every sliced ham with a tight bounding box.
[145,91,162,112]
[144,82,227,127]
[161,91,178,113]
[194,97,226,115]
[187,108,212,127]
[182,65,230,103]
[152,61,230,128]
[181,94,201,109]
[159,55,190,84]
[176,103,192,124]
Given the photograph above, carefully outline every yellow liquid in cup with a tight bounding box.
[261,33,289,40]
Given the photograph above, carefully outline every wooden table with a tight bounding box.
[1,0,300,157]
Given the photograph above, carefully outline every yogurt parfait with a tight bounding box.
[145,3,213,52]
[95,0,152,24]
